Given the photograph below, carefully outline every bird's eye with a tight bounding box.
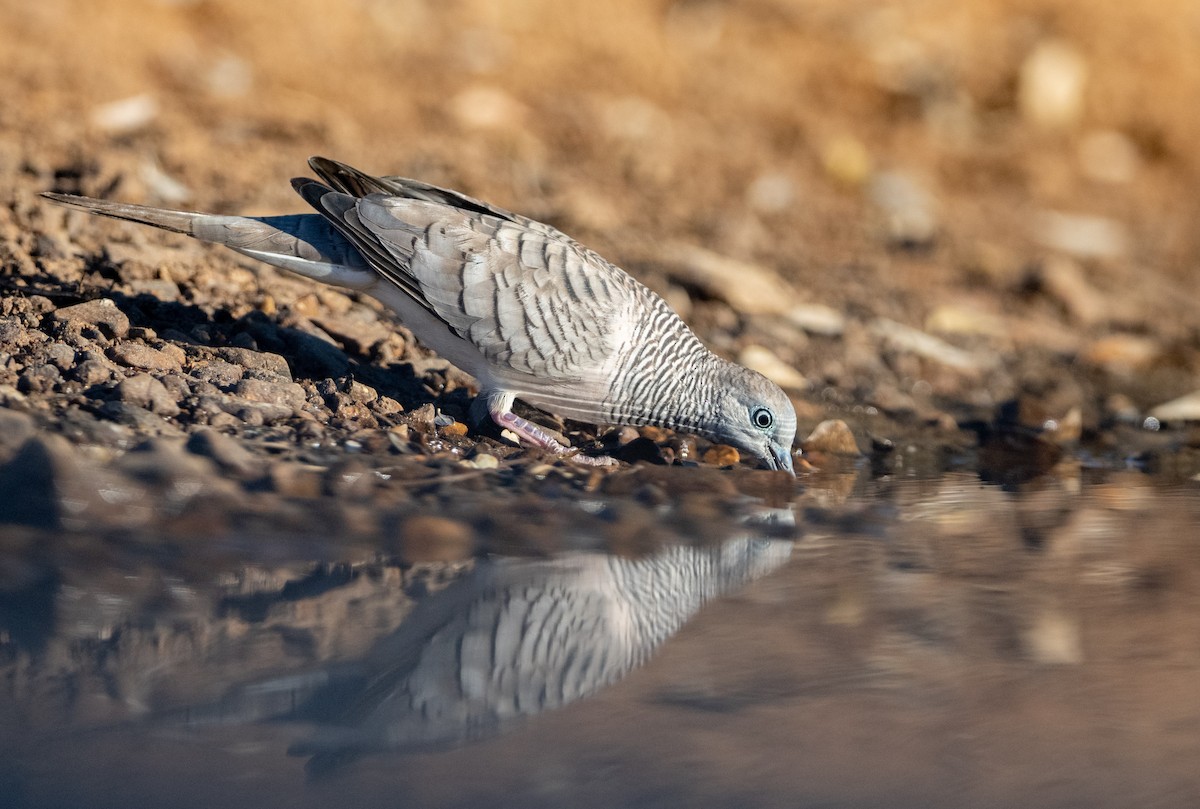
[751,407,774,430]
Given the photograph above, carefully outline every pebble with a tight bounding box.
[51,299,130,339]
[468,453,499,470]
[1018,40,1088,130]
[114,373,180,417]
[1083,334,1161,373]
[0,408,35,462]
[1078,130,1140,184]
[663,244,798,316]
[803,420,861,456]
[738,345,807,390]
[185,428,262,479]
[702,444,740,467]
[215,347,292,382]
[869,318,983,371]
[233,378,307,415]
[108,342,182,372]
[1036,256,1109,325]
[1149,390,1200,423]
[440,420,468,437]
[1036,211,1129,260]
[868,170,938,247]
[90,93,159,134]
[786,304,846,337]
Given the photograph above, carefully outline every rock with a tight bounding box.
[786,304,846,337]
[190,358,244,387]
[394,514,475,563]
[0,408,35,462]
[1083,334,1161,373]
[232,378,307,414]
[51,299,130,339]
[746,172,795,214]
[186,428,262,479]
[925,304,1007,338]
[663,244,798,316]
[803,420,861,455]
[468,452,499,470]
[1018,40,1088,130]
[1036,256,1109,325]
[1035,211,1129,260]
[440,420,468,437]
[450,85,525,130]
[90,93,159,134]
[868,170,938,247]
[18,364,62,393]
[215,347,292,382]
[703,444,740,467]
[870,318,984,371]
[39,342,78,371]
[108,342,182,372]
[268,461,324,498]
[0,435,124,529]
[821,135,872,186]
[1078,130,1140,184]
[738,345,807,390]
[0,318,28,350]
[1149,390,1200,423]
[114,373,180,416]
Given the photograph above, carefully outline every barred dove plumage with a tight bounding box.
[42,157,797,472]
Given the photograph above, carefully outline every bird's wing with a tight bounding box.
[294,160,636,386]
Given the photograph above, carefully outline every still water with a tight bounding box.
[2,471,1199,808]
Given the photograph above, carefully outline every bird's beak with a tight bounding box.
[767,442,795,476]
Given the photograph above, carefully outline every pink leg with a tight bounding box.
[487,392,616,466]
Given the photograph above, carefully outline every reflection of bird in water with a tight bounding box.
[199,528,793,774]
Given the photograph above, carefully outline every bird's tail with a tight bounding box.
[41,192,377,289]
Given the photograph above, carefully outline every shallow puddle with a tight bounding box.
[2,470,1199,808]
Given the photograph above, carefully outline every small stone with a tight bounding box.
[703,444,740,467]
[51,299,130,339]
[469,453,500,469]
[639,426,670,443]
[1083,334,1161,373]
[608,426,640,446]
[1078,130,1140,184]
[114,373,180,416]
[663,244,799,316]
[91,93,159,134]
[440,420,468,437]
[0,409,35,462]
[186,428,262,479]
[1149,390,1200,423]
[215,347,293,381]
[870,318,983,371]
[738,345,807,390]
[40,342,78,371]
[108,342,182,372]
[1019,40,1088,130]
[348,381,378,403]
[1036,256,1110,325]
[822,135,872,186]
[232,378,307,414]
[786,304,846,337]
[1036,212,1128,260]
[190,358,244,387]
[0,318,28,350]
[869,170,938,247]
[803,419,861,456]
[394,514,475,563]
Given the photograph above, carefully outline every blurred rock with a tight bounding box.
[821,135,872,186]
[450,85,524,130]
[1018,40,1088,130]
[746,172,795,214]
[215,347,292,382]
[868,170,938,248]
[90,93,159,134]
[0,408,35,462]
[1149,390,1200,423]
[738,345,807,390]
[702,444,740,468]
[1035,256,1109,325]
[870,318,982,371]
[51,299,130,339]
[186,428,262,479]
[803,420,861,456]
[1036,211,1129,260]
[232,378,307,415]
[664,244,797,316]
[786,304,846,337]
[1083,334,1161,373]
[925,304,1007,338]
[1078,130,1140,184]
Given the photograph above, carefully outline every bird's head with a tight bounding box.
[708,366,798,474]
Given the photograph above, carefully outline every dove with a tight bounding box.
[42,157,798,472]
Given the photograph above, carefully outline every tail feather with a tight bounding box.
[40,192,377,290]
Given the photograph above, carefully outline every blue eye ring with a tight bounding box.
[752,407,774,430]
